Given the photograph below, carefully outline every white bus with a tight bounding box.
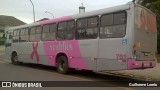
[5,2,157,74]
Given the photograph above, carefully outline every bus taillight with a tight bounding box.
[132,44,137,59]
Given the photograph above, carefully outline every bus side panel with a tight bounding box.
[43,40,92,70]
[15,43,28,63]
[17,42,49,66]
[97,39,127,71]
[78,39,98,70]
[97,9,132,71]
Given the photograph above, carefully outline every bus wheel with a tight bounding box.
[11,53,19,65]
[57,56,69,74]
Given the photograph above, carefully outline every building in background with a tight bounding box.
[0,15,26,45]
[79,3,85,14]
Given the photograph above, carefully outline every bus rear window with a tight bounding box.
[135,6,157,32]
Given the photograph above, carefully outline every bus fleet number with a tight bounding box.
[116,54,126,61]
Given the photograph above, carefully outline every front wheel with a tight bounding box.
[11,53,19,65]
[57,56,69,74]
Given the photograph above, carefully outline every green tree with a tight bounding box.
[137,0,160,53]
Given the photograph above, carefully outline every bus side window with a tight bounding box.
[42,24,56,41]
[19,29,25,42]
[100,14,113,39]
[29,27,36,42]
[42,25,49,41]
[112,12,126,38]
[19,28,29,42]
[76,18,87,39]
[66,20,74,40]
[29,26,42,42]
[49,24,56,40]
[13,30,19,43]
[86,16,98,39]
[57,22,67,40]
[100,12,126,39]
[25,28,29,42]
[76,17,98,39]
[5,32,12,46]
[114,12,126,25]
[36,26,42,41]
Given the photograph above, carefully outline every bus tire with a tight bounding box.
[11,53,19,65]
[57,56,69,74]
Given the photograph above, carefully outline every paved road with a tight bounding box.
[0,53,159,90]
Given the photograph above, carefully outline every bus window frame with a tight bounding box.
[29,26,42,42]
[66,20,75,40]
[76,16,99,40]
[19,28,29,42]
[99,11,127,39]
[56,20,75,41]
[12,29,20,43]
[41,23,57,41]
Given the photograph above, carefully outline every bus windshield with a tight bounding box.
[135,5,157,32]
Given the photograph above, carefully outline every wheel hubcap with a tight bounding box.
[59,61,65,71]
[14,56,18,62]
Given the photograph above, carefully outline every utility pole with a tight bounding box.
[29,0,35,22]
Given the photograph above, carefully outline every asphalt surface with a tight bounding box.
[0,53,159,90]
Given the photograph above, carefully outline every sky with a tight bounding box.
[0,0,132,24]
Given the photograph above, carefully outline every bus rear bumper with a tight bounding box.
[127,58,156,70]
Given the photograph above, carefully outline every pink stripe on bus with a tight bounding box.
[43,40,90,70]
[39,16,73,25]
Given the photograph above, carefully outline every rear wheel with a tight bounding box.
[11,53,19,65]
[57,56,69,74]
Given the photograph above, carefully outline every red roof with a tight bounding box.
[36,18,49,22]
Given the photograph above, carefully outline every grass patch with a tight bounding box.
[156,54,160,63]
[0,45,5,53]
